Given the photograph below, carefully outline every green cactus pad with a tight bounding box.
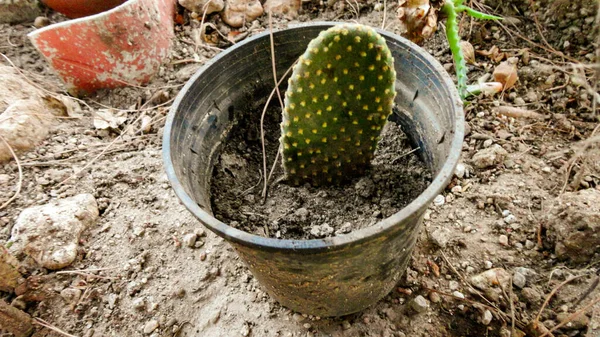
[281,23,397,186]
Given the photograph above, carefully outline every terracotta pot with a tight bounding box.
[41,0,128,18]
[29,0,176,95]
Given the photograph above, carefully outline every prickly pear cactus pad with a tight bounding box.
[281,23,397,186]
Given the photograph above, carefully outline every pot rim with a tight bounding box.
[28,0,140,37]
[162,22,464,252]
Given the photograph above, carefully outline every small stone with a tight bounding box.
[556,312,590,330]
[452,291,465,299]
[429,291,441,303]
[303,323,311,329]
[410,295,429,313]
[454,163,466,179]
[263,0,301,19]
[520,287,542,304]
[430,227,451,248]
[0,174,10,185]
[0,0,41,24]
[471,144,508,169]
[483,139,493,148]
[484,261,493,269]
[525,240,535,249]
[341,320,351,330]
[143,320,159,334]
[33,16,51,28]
[179,0,224,15]
[294,208,309,221]
[221,0,263,28]
[481,310,493,325]
[199,252,207,261]
[541,166,552,173]
[60,288,82,303]
[504,214,517,224]
[183,233,197,248]
[335,222,352,235]
[470,268,511,292]
[309,223,334,238]
[132,297,146,311]
[512,272,526,289]
[448,280,459,291]
[451,185,462,193]
[433,194,445,206]
[499,235,509,246]
[9,194,99,270]
[240,323,251,336]
[355,178,375,198]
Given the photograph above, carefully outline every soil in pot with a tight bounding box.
[210,88,432,240]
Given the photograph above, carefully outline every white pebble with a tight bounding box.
[482,310,493,325]
[143,320,159,335]
[499,235,509,246]
[504,214,517,224]
[433,194,445,206]
[513,272,526,289]
[484,261,493,269]
[452,291,465,299]
[454,163,466,179]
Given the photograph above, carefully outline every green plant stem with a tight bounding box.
[441,1,467,99]
[441,0,503,100]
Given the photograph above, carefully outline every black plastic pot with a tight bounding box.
[163,22,464,317]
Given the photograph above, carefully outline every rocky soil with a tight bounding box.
[0,0,599,336]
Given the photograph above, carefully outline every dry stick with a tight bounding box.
[54,271,116,280]
[381,0,387,29]
[534,274,587,324]
[440,251,511,323]
[266,150,281,185]
[527,0,553,52]
[34,318,79,337]
[259,64,295,200]
[539,296,600,337]
[260,12,287,201]
[423,287,507,320]
[560,124,600,193]
[198,0,214,52]
[89,96,176,113]
[0,133,23,210]
[495,21,588,67]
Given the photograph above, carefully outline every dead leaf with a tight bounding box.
[460,41,475,64]
[476,45,506,62]
[93,109,127,130]
[493,58,519,90]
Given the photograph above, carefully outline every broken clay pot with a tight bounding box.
[41,0,128,18]
[29,0,176,95]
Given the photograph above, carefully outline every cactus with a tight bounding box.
[280,24,396,186]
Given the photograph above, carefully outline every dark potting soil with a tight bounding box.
[210,98,432,240]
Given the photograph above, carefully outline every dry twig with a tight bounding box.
[34,318,79,337]
[0,133,23,210]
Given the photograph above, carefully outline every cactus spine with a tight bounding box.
[280,24,397,186]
